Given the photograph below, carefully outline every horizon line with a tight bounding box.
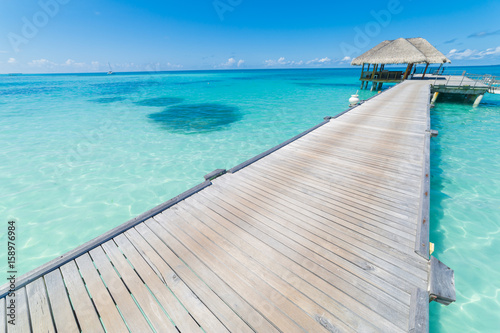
[2,63,499,76]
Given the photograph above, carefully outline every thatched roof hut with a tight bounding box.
[351,37,450,65]
[352,37,450,87]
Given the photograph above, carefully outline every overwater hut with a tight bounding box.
[352,37,450,90]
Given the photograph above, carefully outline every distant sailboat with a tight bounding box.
[107,62,113,75]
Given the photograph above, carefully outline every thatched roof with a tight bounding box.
[348,40,391,65]
[407,37,450,64]
[351,37,451,65]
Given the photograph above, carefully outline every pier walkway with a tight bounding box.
[1,80,454,332]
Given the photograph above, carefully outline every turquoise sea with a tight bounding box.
[1,67,499,332]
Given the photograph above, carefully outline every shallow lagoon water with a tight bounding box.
[429,90,500,332]
[0,69,372,276]
[1,67,499,332]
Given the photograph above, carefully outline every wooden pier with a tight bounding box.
[1,80,455,332]
[428,73,500,107]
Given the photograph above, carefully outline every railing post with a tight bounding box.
[459,72,466,86]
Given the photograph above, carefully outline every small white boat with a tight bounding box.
[107,62,113,75]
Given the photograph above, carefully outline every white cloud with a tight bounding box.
[217,57,244,69]
[7,58,16,64]
[28,59,57,68]
[63,59,86,67]
[166,62,183,69]
[225,57,237,66]
[265,56,335,67]
[264,57,302,67]
[447,46,500,60]
[307,57,332,65]
[476,46,500,58]
[11,58,183,73]
[0,50,8,54]
[341,56,352,62]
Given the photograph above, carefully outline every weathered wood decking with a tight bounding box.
[1,80,454,332]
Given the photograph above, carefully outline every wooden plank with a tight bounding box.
[7,287,31,333]
[144,217,306,333]
[153,211,333,333]
[415,132,431,258]
[192,188,419,316]
[213,174,425,273]
[165,206,365,332]
[25,277,55,333]
[294,136,424,166]
[308,122,427,145]
[74,253,129,332]
[172,200,384,332]
[245,168,418,239]
[137,221,277,333]
[290,140,424,169]
[257,155,421,206]
[208,179,428,286]
[100,240,176,332]
[263,151,422,198]
[267,151,423,192]
[88,246,154,332]
[44,269,79,333]
[429,256,456,305]
[292,138,424,170]
[408,288,429,333]
[257,157,420,217]
[189,190,410,306]
[310,118,427,138]
[254,146,420,196]
[287,145,423,182]
[112,233,202,332]
[124,227,231,333]
[59,261,104,333]
[247,162,419,227]
[279,146,423,185]
[234,169,417,245]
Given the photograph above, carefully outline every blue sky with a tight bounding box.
[1,0,499,73]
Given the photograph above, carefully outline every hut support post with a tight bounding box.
[431,92,439,104]
[473,94,484,107]
[370,64,378,91]
[403,63,413,80]
[422,63,430,79]
[370,64,378,80]
[377,82,383,90]
[360,64,365,79]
